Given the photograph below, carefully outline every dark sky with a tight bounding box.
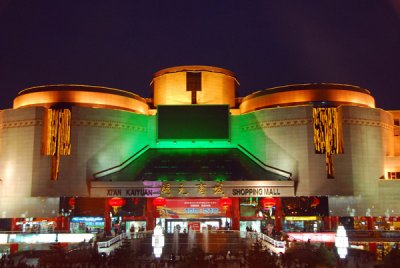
[1,1,400,110]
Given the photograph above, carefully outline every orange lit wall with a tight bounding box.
[14,89,149,114]
[152,66,237,107]
[240,88,375,113]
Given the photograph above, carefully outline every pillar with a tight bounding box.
[369,242,377,259]
[274,197,283,232]
[231,197,240,230]
[55,216,63,231]
[330,216,339,230]
[55,216,70,232]
[104,198,111,236]
[63,216,70,232]
[10,218,18,232]
[323,216,331,231]
[367,217,375,230]
[146,198,155,231]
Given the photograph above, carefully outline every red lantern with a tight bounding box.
[68,197,75,209]
[108,197,126,213]
[261,197,276,209]
[153,197,167,207]
[219,197,232,207]
[311,197,320,208]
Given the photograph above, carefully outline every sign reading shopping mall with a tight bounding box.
[90,180,295,197]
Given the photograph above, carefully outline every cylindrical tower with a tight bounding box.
[152,65,238,107]
[240,83,375,113]
[14,84,149,114]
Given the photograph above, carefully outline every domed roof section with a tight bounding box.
[151,65,238,107]
[14,84,148,114]
[240,83,375,113]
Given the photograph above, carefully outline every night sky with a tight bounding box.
[1,1,400,110]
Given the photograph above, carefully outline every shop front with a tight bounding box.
[283,216,323,232]
[153,198,233,233]
[281,196,329,233]
[70,217,104,233]
[90,180,295,234]
[14,218,57,233]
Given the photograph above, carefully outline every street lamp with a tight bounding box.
[335,225,349,259]
[152,224,165,258]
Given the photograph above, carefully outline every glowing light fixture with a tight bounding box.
[153,197,167,207]
[152,224,165,258]
[68,197,76,209]
[219,197,232,207]
[108,197,126,214]
[335,225,349,259]
[261,197,276,209]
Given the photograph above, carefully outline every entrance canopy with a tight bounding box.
[91,148,295,198]
[94,148,290,182]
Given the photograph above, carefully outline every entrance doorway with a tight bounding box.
[165,219,223,233]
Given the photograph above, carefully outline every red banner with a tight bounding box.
[157,198,225,218]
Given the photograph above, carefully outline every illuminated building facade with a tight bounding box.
[1,65,400,240]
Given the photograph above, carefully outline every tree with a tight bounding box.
[383,246,400,268]
[247,239,278,268]
[184,247,207,268]
[315,244,335,268]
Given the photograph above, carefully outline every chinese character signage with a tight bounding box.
[156,198,225,218]
[90,181,295,197]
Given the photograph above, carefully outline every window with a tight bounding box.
[386,172,400,180]
[186,72,202,104]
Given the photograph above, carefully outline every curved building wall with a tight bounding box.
[47,106,151,197]
[232,105,339,196]
[232,104,399,216]
[329,106,395,216]
[0,106,152,200]
[0,107,59,217]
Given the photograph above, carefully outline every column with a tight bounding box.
[367,217,375,230]
[369,242,377,259]
[330,216,339,230]
[55,216,70,232]
[64,216,70,232]
[274,197,283,232]
[104,198,111,236]
[55,216,63,231]
[231,197,240,230]
[10,218,18,232]
[323,216,331,231]
[146,198,155,231]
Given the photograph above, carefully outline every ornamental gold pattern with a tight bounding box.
[313,108,343,178]
[43,108,71,180]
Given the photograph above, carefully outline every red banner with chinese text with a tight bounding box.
[156,198,226,218]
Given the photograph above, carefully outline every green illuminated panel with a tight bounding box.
[157,105,230,140]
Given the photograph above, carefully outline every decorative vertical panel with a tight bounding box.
[313,107,343,178]
[43,109,71,180]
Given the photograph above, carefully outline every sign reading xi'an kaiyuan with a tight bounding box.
[90,181,295,197]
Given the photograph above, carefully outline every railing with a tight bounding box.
[245,232,286,248]
[97,232,127,248]
[237,144,292,179]
[93,145,149,178]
